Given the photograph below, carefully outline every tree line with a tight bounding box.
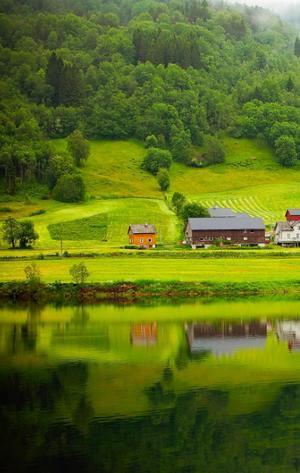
[1,0,300,201]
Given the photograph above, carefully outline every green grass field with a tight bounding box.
[1,136,300,253]
[2,256,300,283]
[170,137,300,225]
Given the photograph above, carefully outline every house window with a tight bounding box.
[227,237,231,241]
[244,237,248,241]
[130,238,133,243]
[250,230,254,233]
[297,234,300,239]
[140,238,144,243]
[287,233,291,239]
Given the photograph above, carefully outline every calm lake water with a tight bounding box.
[2,298,300,472]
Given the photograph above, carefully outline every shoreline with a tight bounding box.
[1,280,300,304]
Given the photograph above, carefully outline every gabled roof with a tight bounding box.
[128,224,157,234]
[188,217,265,231]
[275,221,293,232]
[208,207,236,217]
[286,209,300,216]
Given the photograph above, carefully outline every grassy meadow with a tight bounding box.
[1,255,300,283]
[1,136,300,255]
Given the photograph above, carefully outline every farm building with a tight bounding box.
[128,224,157,248]
[274,221,300,246]
[185,209,265,248]
[286,209,300,222]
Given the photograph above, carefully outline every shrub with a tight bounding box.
[53,174,85,202]
[172,192,186,214]
[29,209,46,216]
[24,263,41,284]
[69,262,89,284]
[67,129,90,167]
[145,135,158,148]
[157,169,170,191]
[17,221,39,248]
[181,203,209,222]
[275,135,297,168]
[142,147,172,175]
[0,207,12,213]
[203,136,226,165]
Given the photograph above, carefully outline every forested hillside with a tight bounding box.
[1,0,300,197]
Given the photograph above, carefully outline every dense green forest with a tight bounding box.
[1,0,300,197]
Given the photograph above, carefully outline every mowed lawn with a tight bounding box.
[2,256,300,283]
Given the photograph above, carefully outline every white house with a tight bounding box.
[274,221,300,246]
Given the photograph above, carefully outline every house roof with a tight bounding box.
[275,221,293,232]
[128,224,157,234]
[188,216,265,231]
[208,207,236,217]
[286,209,300,216]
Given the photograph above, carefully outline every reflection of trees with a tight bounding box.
[2,364,300,472]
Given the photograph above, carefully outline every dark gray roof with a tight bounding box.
[188,217,265,231]
[275,221,293,232]
[128,224,157,234]
[208,207,236,217]
[287,209,300,216]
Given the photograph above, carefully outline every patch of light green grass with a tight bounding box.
[48,213,108,241]
[52,139,160,199]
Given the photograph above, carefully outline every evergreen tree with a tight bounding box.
[295,37,300,57]
[46,53,64,106]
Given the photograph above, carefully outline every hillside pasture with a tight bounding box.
[8,198,178,250]
[52,139,158,198]
[170,137,300,225]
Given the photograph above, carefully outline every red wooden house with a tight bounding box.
[285,209,300,222]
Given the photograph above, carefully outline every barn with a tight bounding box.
[185,212,265,248]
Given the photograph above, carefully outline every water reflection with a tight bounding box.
[2,300,300,472]
[186,321,268,356]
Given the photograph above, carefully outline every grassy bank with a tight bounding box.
[1,279,300,304]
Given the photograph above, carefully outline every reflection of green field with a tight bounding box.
[1,255,300,283]
[2,299,300,417]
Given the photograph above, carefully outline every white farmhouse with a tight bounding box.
[274,221,300,246]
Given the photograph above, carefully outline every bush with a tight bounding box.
[69,262,89,284]
[203,137,226,165]
[145,135,158,148]
[67,129,90,167]
[53,174,85,202]
[181,203,209,222]
[172,192,186,214]
[0,207,12,213]
[142,147,172,175]
[29,209,46,216]
[24,263,41,284]
[275,135,297,168]
[157,169,170,191]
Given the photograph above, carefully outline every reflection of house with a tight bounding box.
[131,323,158,346]
[276,321,300,351]
[186,321,267,356]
